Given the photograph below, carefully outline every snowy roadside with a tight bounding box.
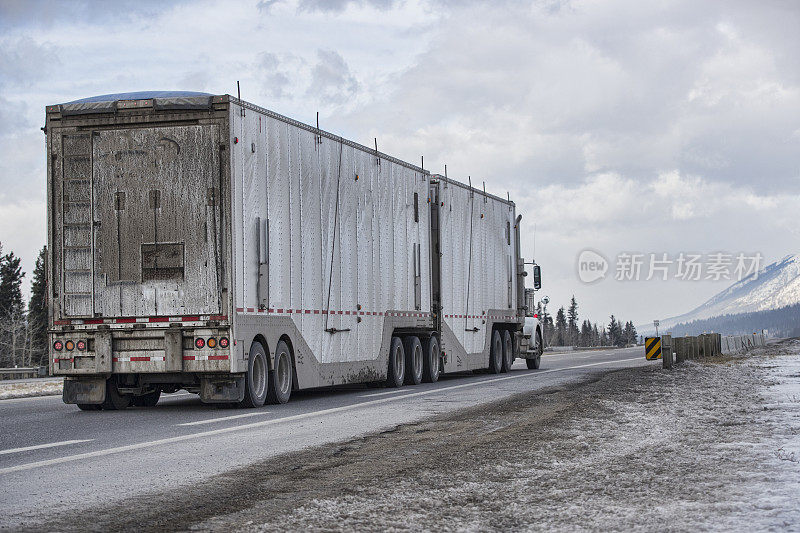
[0,378,62,400]
[39,340,800,532]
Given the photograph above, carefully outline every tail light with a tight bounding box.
[207,337,217,349]
[195,337,205,349]
[533,313,539,319]
[53,340,63,351]
[219,337,229,348]
[76,340,86,351]
[65,340,75,351]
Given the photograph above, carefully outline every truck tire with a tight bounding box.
[501,329,514,372]
[386,336,405,387]
[77,404,101,411]
[101,379,131,410]
[241,342,269,408]
[133,388,161,407]
[489,330,503,374]
[403,336,424,385]
[266,340,293,405]
[526,329,543,369]
[422,335,440,383]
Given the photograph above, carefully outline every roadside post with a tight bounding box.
[661,334,673,369]
[674,337,685,364]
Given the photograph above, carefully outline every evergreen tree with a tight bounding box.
[579,319,592,347]
[29,247,48,366]
[554,307,567,346]
[593,323,600,346]
[607,315,624,347]
[0,249,24,320]
[600,327,608,346]
[567,295,579,346]
[623,320,638,345]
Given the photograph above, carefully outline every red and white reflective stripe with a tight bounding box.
[112,356,166,363]
[443,314,517,320]
[183,355,229,361]
[54,315,226,326]
[235,308,430,318]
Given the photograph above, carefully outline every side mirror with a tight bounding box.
[533,264,542,290]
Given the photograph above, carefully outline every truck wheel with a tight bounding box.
[526,329,543,369]
[501,330,514,372]
[133,388,161,407]
[77,404,101,411]
[403,336,424,385]
[385,336,405,387]
[101,379,131,410]
[267,340,293,405]
[422,335,440,383]
[241,342,269,408]
[489,330,503,374]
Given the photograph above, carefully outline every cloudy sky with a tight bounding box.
[1,0,798,326]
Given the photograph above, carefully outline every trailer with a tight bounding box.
[44,91,534,409]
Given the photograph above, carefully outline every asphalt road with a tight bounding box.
[0,347,649,529]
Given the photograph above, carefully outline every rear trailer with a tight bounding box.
[45,92,526,409]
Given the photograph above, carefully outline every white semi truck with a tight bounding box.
[44,91,543,409]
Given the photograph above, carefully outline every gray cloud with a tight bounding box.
[306,49,358,104]
[0,0,189,30]
[256,52,292,99]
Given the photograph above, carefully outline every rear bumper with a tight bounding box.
[50,326,231,375]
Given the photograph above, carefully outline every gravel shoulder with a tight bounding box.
[33,340,800,532]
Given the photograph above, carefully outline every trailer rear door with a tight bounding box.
[91,124,223,317]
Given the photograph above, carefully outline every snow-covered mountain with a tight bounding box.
[651,254,800,332]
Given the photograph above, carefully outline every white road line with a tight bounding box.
[0,356,646,476]
[359,389,410,398]
[0,439,93,456]
[177,412,270,426]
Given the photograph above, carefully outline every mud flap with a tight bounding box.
[200,375,246,403]
[63,377,106,404]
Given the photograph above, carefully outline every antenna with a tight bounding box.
[316,112,322,145]
[237,80,240,100]
[444,164,447,179]
[421,155,424,170]
[374,137,380,166]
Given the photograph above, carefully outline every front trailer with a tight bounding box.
[45,92,526,409]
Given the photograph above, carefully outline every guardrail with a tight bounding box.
[0,367,49,380]
[652,332,767,369]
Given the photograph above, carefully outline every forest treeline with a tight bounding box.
[536,296,638,348]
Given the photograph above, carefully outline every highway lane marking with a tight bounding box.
[359,389,410,398]
[0,356,646,476]
[177,412,270,426]
[0,439,93,456]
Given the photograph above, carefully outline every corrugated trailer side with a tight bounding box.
[226,97,434,393]
[433,175,522,373]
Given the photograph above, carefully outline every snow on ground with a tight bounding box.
[189,340,800,532]
[0,378,62,400]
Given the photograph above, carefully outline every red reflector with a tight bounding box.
[195,337,205,349]
[181,316,200,322]
[53,341,63,351]
[210,315,227,321]
[84,318,104,325]
[76,340,86,351]
[116,318,137,323]
[219,337,229,348]
[533,313,539,319]
[208,355,228,360]
[149,316,170,323]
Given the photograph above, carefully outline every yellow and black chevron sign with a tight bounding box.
[645,337,662,360]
